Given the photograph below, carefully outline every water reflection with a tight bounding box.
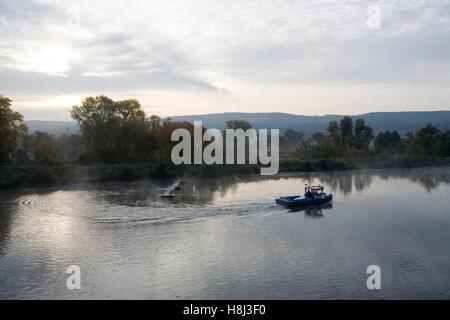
[289,203,333,219]
[3,166,440,231]
[2,167,448,212]
[375,167,450,192]
[298,167,449,195]
[0,197,19,256]
[86,167,450,208]
[83,175,252,208]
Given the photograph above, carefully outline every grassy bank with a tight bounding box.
[1,156,449,190]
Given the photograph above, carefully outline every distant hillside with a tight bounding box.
[171,111,450,137]
[25,111,450,136]
[25,120,79,135]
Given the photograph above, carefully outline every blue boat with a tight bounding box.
[276,185,332,207]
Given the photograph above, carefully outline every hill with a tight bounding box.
[25,111,450,137]
[171,111,450,136]
[25,120,79,135]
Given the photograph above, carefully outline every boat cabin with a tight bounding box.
[304,185,324,198]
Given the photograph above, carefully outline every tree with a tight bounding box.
[0,95,28,163]
[327,121,340,147]
[374,130,402,153]
[71,95,116,160]
[114,99,148,162]
[339,116,353,148]
[53,134,84,162]
[433,130,450,157]
[353,118,374,150]
[284,129,303,143]
[71,95,150,163]
[311,132,325,144]
[280,129,303,149]
[405,132,414,143]
[407,124,444,156]
[225,120,252,130]
[35,140,56,163]
[115,99,145,122]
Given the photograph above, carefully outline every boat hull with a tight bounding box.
[276,194,332,207]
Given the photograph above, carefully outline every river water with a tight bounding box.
[1,167,449,299]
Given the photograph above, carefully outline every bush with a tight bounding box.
[0,166,56,189]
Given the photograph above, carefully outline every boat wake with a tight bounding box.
[18,193,281,226]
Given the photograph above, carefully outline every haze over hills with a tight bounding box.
[25,111,450,137]
[172,111,450,136]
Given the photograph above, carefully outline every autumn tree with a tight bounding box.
[0,95,28,164]
[71,96,150,163]
[35,140,56,163]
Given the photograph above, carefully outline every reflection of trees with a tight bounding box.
[354,172,373,192]
[311,172,354,195]
[301,168,448,194]
[338,173,353,194]
[88,176,244,206]
[289,203,333,219]
[409,172,440,192]
[374,167,450,193]
[0,197,20,256]
[90,167,450,207]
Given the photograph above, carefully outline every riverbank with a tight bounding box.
[1,156,449,190]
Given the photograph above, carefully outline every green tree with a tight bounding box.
[284,129,303,143]
[353,118,373,150]
[53,134,84,162]
[311,132,325,144]
[407,124,444,156]
[280,129,303,149]
[374,130,402,153]
[339,116,353,148]
[114,99,148,162]
[433,130,450,157]
[71,95,116,161]
[71,95,150,163]
[0,95,28,163]
[327,121,340,146]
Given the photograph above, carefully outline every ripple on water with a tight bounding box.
[17,189,283,227]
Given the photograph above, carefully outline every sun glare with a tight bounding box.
[33,95,83,108]
[17,44,71,75]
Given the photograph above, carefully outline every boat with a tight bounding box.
[160,180,186,198]
[276,185,332,207]
[174,180,186,190]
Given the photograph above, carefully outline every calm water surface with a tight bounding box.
[1,167,450,299]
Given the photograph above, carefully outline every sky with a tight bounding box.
[0,0,449,120]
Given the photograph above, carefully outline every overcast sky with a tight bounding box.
[1,0,449,120]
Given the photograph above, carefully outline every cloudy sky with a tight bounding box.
[1,0,449,120]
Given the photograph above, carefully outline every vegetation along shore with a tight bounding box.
[1,94,449,189]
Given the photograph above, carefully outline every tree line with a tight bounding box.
[293,116,450,160]
[1,94,449,168]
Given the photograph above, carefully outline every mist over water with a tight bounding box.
[1,167,450,299]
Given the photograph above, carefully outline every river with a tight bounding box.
[1,167,449,299]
